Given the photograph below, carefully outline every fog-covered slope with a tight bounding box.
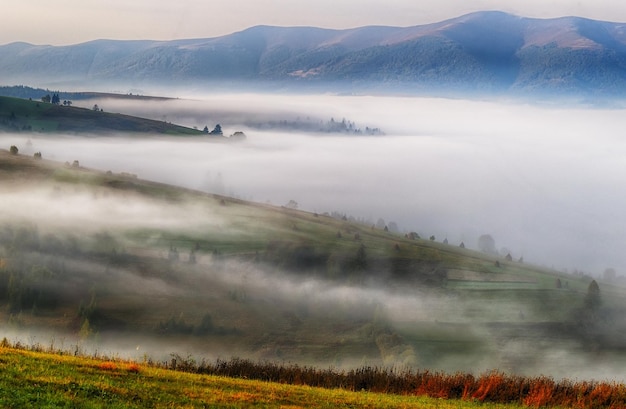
[1,146,626,379]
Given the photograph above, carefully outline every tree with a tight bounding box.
[202,126,209,133]
[33,152,42,159]
[194,313,214,335]
[375,218,386,230]
[92,104,99,111]
[210,124,223,135]
[478,234,497,255]
[285,200,298,210]
[584,280,601,310]
[603,268,616,283]
[41,94,51,103]
[79,318,93,340]
[229,131,247,141]
[9,145,18,155]
[168,245,179,262]
[51,93,60,105]
[354,244,367,271]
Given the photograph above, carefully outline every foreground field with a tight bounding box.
[3,342,626,408]
[0,346,528,409]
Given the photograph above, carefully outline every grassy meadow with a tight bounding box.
[0,344,525,409]
[2,341,626,408]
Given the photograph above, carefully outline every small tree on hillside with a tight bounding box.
[585,280,601,310]
[9,145,18,155]
[210,124,223,135]
[603,268,616,283]
[354,244,367,271]
[478,234,497,255]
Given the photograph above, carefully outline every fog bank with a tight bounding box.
[8,94,626,274]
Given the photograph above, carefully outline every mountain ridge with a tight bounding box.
[2,11,626,97]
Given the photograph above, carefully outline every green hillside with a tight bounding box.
[0,95,203,135]
[0,148,625,377]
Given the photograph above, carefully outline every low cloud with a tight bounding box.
[7,94,626,274]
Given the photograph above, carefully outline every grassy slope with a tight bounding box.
[0,346,524,409]
[0,149,625,373]
[0,95,203,135]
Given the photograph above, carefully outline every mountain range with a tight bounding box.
[2,11,626,97]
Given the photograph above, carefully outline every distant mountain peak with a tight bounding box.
[1,12,626,98]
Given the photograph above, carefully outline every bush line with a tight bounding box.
[2,337,624,408]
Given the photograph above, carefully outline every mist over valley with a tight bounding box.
[8,93,626,273]
[2,6,626,400]
[2,93,626,384]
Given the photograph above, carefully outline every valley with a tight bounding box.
[1,147,625,381]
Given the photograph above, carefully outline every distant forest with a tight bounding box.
[0,85,87,101]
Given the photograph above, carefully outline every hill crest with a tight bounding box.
[2,11,626,97]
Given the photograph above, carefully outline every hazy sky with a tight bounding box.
[3,0,626,46]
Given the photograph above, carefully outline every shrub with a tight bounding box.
[523,377,555,407]
[98,361,117,371]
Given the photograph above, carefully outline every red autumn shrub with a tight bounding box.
[98,361,117,371]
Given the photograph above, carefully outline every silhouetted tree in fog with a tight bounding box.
[354,244,367,271]
[603,268,616,283]
[210,124,223,135]
[478,234,497,255]
[585,280,601,310]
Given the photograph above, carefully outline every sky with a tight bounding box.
[2,0,626,46]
